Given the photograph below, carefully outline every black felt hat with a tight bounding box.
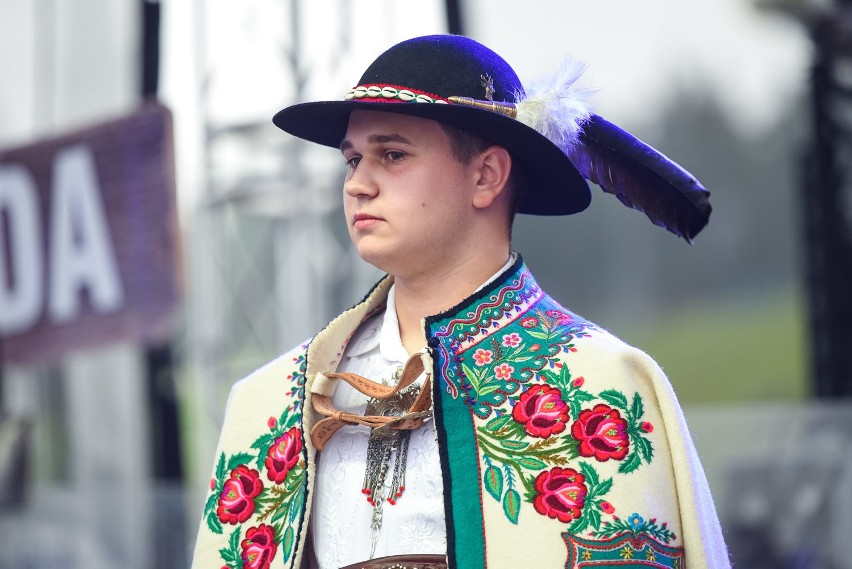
[273,34,712,239]
[273,34,591,216]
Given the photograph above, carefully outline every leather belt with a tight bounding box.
[310,352,433,451]
[339,554,448,569]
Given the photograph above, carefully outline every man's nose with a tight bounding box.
[344,162,379,199]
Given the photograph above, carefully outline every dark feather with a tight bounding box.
[568,114,711,242]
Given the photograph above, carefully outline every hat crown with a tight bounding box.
[357,35,524,103]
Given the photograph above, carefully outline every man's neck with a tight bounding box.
[393,249,511,354]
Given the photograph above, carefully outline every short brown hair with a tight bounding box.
[439,122,526,230]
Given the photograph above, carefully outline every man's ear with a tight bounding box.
[472,146,512,209]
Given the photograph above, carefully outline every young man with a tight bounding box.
[192,35,730,569]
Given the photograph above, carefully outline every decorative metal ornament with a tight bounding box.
[362,366,422,559]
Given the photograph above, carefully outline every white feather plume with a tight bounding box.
[515,59,593,154]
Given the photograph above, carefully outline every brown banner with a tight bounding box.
[0,103,181,365]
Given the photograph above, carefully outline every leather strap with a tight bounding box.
[310,353,433,451]
[339,554,447,569]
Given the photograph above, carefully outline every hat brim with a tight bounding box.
[272,100,591,216]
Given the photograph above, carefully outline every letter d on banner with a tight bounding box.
[0,165,44,334]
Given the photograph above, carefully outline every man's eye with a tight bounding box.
[345,156,361,169]
[385,151,405,161]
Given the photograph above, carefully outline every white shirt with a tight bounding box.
[312,285,446,568]
[312,256,515,568]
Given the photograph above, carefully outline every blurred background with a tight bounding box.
[1,0,851,567]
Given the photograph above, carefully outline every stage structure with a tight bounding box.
[183,0,450,496]
[759,0,852,397]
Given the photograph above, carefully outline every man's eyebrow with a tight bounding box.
[339,133,414,152]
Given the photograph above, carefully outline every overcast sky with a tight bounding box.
[166,0,810,134]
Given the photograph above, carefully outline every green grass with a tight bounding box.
[622,290,809,404]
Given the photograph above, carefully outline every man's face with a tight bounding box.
[340,110,477,277]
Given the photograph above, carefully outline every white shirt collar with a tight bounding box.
[345,253,518,360]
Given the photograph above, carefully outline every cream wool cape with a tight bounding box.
[192,258,730,569]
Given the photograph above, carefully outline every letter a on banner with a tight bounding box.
[48,145,124,324]
[0,165,44,334]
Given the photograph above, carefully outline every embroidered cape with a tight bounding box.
[191,258,730,569]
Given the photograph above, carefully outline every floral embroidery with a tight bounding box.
[501,332,522,347]
[204,351,309,568]
[264,427,303,484]
[571,404,630,462]
[473,348,494,366]
[240,524,277,569]
[597,512,677,544]
[217,465,264,524]
[594,389,656,474]
[493,362,514,380]
[532,467,587,522]
[512,384,570,438]
[564,526,685,568]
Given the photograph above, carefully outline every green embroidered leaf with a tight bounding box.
[483,465,504,501]
[204,487,219,515]
[477,381,502,397]
[594,476,613,498]
[226,452,255,472]
[617,451,642,474]
[515,456,546,471]
[484,415,514,432]
[631,392,644,420]
[289,483,306,523]
[250,433,275,450]
[283,410,302,429]
[229,526,241,552]
[567,510,591,535]
[218,526,240,562]
[526,331,550,340]
[503,489,521,524]
[500,439,529,451]
[636,434,654,463]
[574,390,596,403]
[568,401,581,424]
[206,509,223,535]
[215,452,227,480]
[219,546,236,564]
[282,525,295,561]
[270,503,288,524]
[578,461,600,488]
[598,389,629,411]
[461,362,484,393]
[588,508,602,531]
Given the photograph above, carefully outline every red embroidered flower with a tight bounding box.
[494,363,515,380]
[530,343,541,352]
[265,427,303,484]
[473,348,493,366]
[512,384,570,438]
[267,416,277,430]
[210,477,216,491]
[501,333,522,347]
[641,421,654,433]
[520,317,539,328]
[241,524,277,569]
[217,465,264,524]
[572,377,585,388]
[533,467,587,522]
[571,404,630,461]
[600,501,615,514]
